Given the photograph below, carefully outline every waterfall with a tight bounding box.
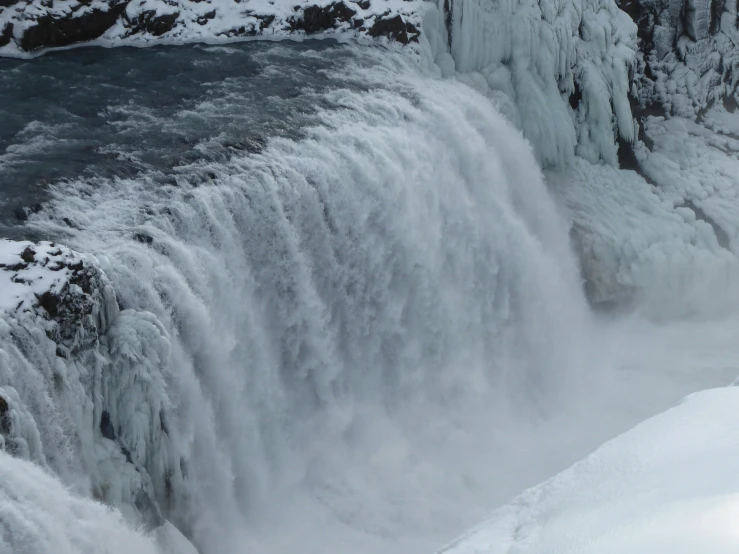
[2,34,734,554]
[0,44,600,552]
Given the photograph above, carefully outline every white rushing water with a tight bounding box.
[1,40,738,554]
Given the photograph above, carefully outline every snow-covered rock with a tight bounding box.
[438,386,739,554]
[0,0,422,56]
[547,105,739,316]
[0,239,117,354]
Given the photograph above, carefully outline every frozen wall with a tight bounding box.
[421,0,638,167]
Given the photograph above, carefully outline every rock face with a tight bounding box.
[0,21,11,46]
[0,0,422,55]
[368,13,418,43]
[18,1,128,50]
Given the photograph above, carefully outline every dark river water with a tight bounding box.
[0,40,360,238]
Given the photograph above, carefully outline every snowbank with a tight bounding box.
[439,386,739,554]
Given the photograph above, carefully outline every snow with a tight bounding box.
[439,386,739,554]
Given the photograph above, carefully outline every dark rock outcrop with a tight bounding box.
[296,2,357,33]
[19,1,128,51]
[125,9,179,37]
[617,0,739,117]
[369,14,419,43]
[0,23,12,47]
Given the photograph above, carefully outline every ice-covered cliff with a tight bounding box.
[0,239,186,529]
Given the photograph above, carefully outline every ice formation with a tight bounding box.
[438,387,739,554]
[0,239,184,528]
[0,449,160,554]
[0,448,198,554]
[422,0,638,166]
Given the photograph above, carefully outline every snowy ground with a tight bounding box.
[438,386,739,554]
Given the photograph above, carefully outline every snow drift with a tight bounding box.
[439,386,739,554]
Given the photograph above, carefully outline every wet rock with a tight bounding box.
[37,290,61,318]
[259,14,275,30]
[20,1,129,51]
[196,9,215,25]
[368,14,419,43]
[20,247,35,264]
[0,395,9,436]
[100,410,116,441]
[134,232,154,245]
[0,23,13,48]
[126,10,179,37]
[296,2,357,33]
[12,203,43,223]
